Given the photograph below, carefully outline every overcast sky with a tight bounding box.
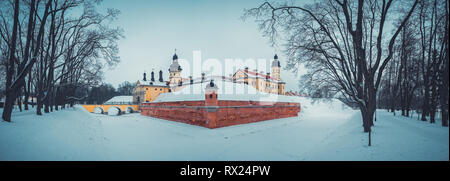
[100,0,311,91]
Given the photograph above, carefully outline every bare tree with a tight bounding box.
[0,0,122,121]
[1,0,22,122]
[376,0,448,126]
[437,0,449,126]
[244,0,418,146]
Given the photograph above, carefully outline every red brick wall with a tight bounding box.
[140,100,300,129]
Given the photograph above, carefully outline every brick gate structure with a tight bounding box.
[140,80,301,129]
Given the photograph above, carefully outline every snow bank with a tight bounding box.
[0,106,108,160]
[301,110,449,161]
[296,97,352,115]
[107,107,121,116]
[104,96,133,104]
[1,99,447,161]
[93,107,104,114]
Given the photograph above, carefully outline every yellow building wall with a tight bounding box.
[271,67,280,81]
[232,70,285,95]
[146,86,170,102]
[133,85,170,103]
[278,83,285,95]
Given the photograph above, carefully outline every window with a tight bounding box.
[209,94,213,99]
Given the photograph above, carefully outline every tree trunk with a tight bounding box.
[429,89,437,124]
[1,0,20,122]
[2,92,15,122]
[421,84,429,121]
[439,58,449,127]
[36,91,43,115]
[44,98,50,113]
[24,82,29,111]
[17,96,22,112]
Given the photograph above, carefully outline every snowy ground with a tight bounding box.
[0,98,448,161]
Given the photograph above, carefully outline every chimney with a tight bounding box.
[201,73,206,83]
[159,70,163,82]
[151,71,155,82]
[143,72,147,81]
[245,67,249,72]
[266,72,270,80]
[189,76,193,84]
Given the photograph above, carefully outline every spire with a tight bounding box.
[159,70,163,82]
[151,70,155,82]
[143,71,147,81]
[169,50,182,72]
[172,49,178,61]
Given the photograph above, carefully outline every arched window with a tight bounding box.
[209,94,213,99]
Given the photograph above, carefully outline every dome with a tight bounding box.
[169,52,182,72]
[272,54,281,67]
[272,60,281,67]
[169,60,181,72]
[205,80,218,90]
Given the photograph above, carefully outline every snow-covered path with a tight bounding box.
[0,99,448,161]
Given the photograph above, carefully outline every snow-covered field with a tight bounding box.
[0,98,448,161]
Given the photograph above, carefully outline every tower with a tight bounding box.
[271,54,281,81]
[205,80,218,128]
[169,50,182,85]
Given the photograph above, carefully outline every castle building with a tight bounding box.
[133,69,171,103]
[232,54,285,95]
[133,52,286,104]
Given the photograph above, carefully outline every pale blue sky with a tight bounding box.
[100,0,308,91]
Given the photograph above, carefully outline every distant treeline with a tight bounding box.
[84,81,135,105]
